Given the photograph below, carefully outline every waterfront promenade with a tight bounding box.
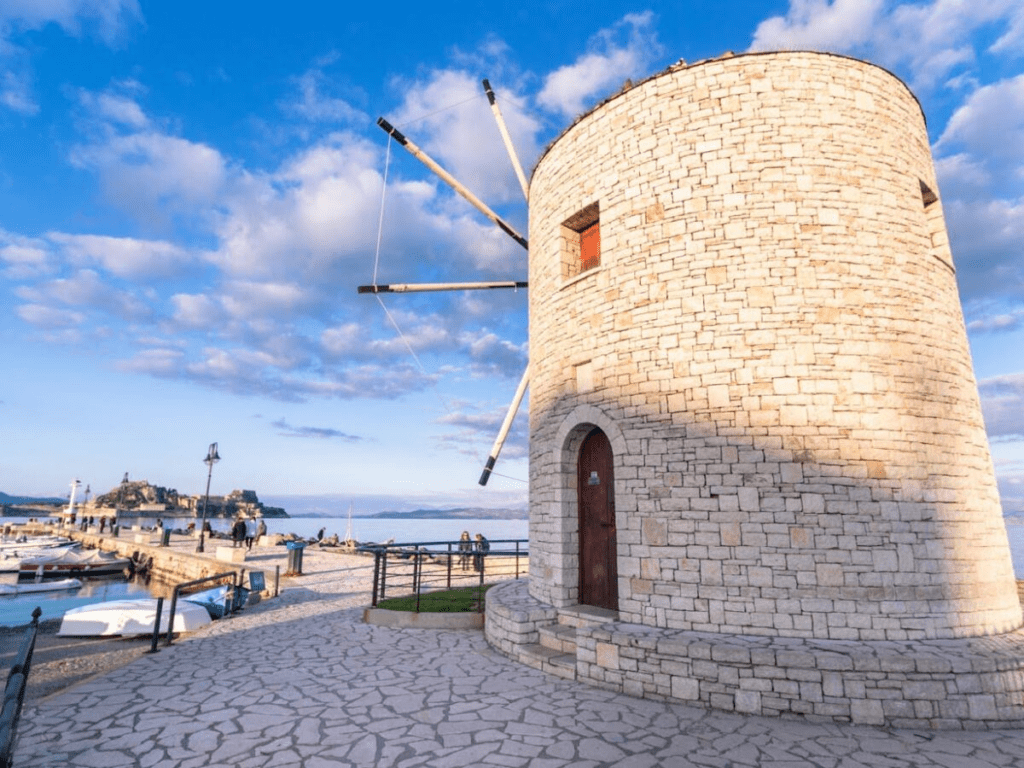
[11,540,1024,767]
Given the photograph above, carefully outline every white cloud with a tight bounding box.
[1,68,36,114]
[967,308,1024,334]
[0,229,52,277]
[750,1,1022,89]
[390,67,540,205]
[980,373,1024,441]
[48,232,191,278]
[435,403,528,459]
[946,197,1024,301]
[937,75,1024,189]
[0,1,142,114]
[282,59,363,124]
[117,347,183,375]
[750,0,883,52]
[170,293,223,329]
[16,303,85,328]
[460,330,527,379]
[79,88,148,128]
[537,12,663,118]
[18,268,151,322]
[0,0,141,44]
[70,131,227,221]
[220,280,310,320]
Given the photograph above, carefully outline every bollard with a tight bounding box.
[274,565,280,597]
[146,598,163,654]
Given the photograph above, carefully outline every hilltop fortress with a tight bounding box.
[86,481,288,519]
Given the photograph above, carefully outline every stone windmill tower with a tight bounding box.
[488,51,1024,729]
[368,51,1024,728]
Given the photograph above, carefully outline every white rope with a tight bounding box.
[368,123,527,488]
[372,135,392,287]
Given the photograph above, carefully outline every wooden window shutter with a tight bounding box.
[580,221,600,271]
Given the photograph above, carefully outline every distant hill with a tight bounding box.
[363,507,527,520]
[0,491,63,506]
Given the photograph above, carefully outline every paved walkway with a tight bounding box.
[13,550,1024,767]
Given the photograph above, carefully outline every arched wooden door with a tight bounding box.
[578,428,618,610]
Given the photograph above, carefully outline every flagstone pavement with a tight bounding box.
[13,550,1024,767]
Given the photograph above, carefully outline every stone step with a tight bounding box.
[557,604,618,629]
[518,643,577,680]
[539,623,577,654]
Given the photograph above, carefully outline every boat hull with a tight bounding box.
[57,599,212,636]
[0,578,82,596]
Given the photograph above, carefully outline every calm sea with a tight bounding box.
[2,517,1022,628]
[0,516,528,627]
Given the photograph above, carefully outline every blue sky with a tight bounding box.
[1,1,1022,515]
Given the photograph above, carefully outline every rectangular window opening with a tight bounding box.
[562,202,600,280]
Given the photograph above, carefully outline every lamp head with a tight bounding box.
[204,442,221,465]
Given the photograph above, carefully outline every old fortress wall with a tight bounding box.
[485,51,1024,728]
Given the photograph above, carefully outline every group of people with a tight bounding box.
[66,514,113,532]
[457,531,490,572]
[230,516,267,550]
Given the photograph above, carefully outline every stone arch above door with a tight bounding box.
[536,404,628,608]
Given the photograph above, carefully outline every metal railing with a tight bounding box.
[362,539,528,610]
[164,571,240,645]
[0,607,41,768]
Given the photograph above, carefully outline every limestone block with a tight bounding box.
[216,546,246,563]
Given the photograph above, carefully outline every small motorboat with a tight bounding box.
[0,544,82,574]
[182,584,249,619]
[57,599,213,637]
[0,578,82,596]
[19,549,130,578]
[0,535,75,551]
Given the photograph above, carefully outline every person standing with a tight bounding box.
[245,517,257,551]
[256,519,267,546]
[231,517,246,548]
[474,533,490,573]
[458,531,472,571]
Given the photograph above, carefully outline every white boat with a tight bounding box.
[182,584,249,619]
[0,578,82,596]
[0,535,76,551]
[57,599,212,637]
[19,549,130,578]
[0,544,82,574]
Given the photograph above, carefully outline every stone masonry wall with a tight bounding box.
[527,52,1020,640]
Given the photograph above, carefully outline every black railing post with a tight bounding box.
[380,552,388,603]
[414,548,423,612]
[0,607,42,768]
[165,588,179,646]
[147,598,163,653]
[371,550,381,607]
[446,543,453,589]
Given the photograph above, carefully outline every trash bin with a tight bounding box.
[111,524,120,537]
[285,541,306,574]
[160,527,172,546]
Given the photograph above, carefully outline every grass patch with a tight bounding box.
[377,585,491,612]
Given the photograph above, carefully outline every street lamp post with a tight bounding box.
[196,442,221,553]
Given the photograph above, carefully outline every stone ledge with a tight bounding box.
[363,608,484,630]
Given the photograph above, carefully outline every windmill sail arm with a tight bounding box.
[479,363,530,486]
[359,281,527,294]
[376,117,528,251]
[482,79,530,203]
